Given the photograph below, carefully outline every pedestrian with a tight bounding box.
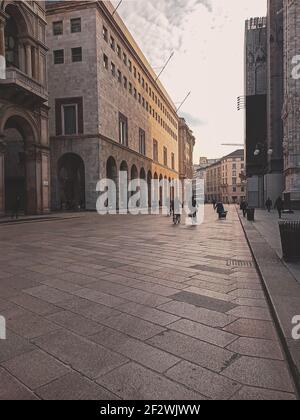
[274,196,284,219]
[240,199,248,218]
[11,194,21,220]
[215,201,226,219]
[212,199,217,210]
[265,197,272,213]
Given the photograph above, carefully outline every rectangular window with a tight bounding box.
[119,113,128,147]
[63,104,77,135]
[163,147,168,166]
[153,139,158,162]
[232,178,237,185]
[123,76,127,89]
[103,54,108,69]
[134,88,137,99]
[71,18,81,33]
[71,47,82,62]
[123,53,127,65]
[110,36,115,51]
[142,78,145,88]
[128,59,132,72]
[117,70,122,83]
[117,45,121,58]
[171,153,175,170]
[53,49,64,64]
[133,66,137,78]
[129,82,132,94]
[139,129,146,156]
[142,97,145,108]
[138,93,141,104]
[111,62,116,76]
[138,72,141,83]
[103,26,108,41]
[53,21,63,36]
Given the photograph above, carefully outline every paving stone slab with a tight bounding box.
[171,291,237,313]
[97,362,204,400]
[222,356,295,393]
[2,350,70,390]
[0,368,38,400]
[33,330,128,379]
[0,330,35,363]
[46,311,104,337]
[91,327,179,373]
[148,330,238,373]
[117,301,180,326]
[168,319,237,348]
[24,285,71,304]
[230,386,296,400]
[166,360,241,400]
[7,313,60,339]
[36,372,119,400]
[226,337,284,360]
[9,294,61,316]
[226,306,272,321]
[223,319,278,340]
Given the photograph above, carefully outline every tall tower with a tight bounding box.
[282,0,300,208]
[266,0,284,200]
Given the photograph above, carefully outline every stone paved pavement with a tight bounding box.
[0,206,298,400]
[244,208,300,284]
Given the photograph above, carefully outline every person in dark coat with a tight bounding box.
[215,201,226,219]
[240,199,248,217]
[212,199,217,210]
[265,198,273,213]
[274,196,284,219]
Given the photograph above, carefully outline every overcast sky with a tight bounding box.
[111,0,267,162]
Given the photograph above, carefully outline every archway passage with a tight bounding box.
[106,156,118,209]
[3,115,37,215]
[58,153,85,211]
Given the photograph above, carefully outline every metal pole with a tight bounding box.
[155,52,174,82]
[176,91,191,113]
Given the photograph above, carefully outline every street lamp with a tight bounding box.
[253,142,273,157]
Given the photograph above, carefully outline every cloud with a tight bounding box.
[181,112,207,127]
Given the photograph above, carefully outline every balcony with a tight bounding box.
[0,67,48,106]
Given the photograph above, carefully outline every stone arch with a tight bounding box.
[106,156,118,209]
[3,2,33,37]
[147,170,152,208]
[120,160,129,212]
[3,113,38,214]
[57,153,85,211]
[131,164,138,180]
[0,106,38,143]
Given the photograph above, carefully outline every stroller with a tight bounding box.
[216,202,227,219]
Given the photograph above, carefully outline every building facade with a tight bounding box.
[46,1,179,211]
[205,150,246,204]
[282,0,300,208]
[178,117,195,182]
[0,0,50,216]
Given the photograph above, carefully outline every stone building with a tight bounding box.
[0,0,50,216]
[46,1,179,211]
[178,118,195,183]
[282,0,300,208]
[205,150,246,204]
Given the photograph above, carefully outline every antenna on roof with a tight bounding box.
[112,0,123,16]
[176,91,191,113]
[155,52,174,82]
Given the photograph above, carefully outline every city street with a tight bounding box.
[0,205,297,400]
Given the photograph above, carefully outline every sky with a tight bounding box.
[111,0,267,163]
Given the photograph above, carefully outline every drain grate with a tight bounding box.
[227,259,254,268]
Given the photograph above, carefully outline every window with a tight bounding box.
[139,129,146,156]
[117,70,122,83]
[71,18,81,33]
[119,113,128,146]
[71,47,82,62]
[53,21,63,36]
[134,88,137,99]
[54,49,64,64]
[128,59,132,72]
[55,97,83,136]
[129,82,132,94]
[123,76,127,89]
[117,45,121,58]
[110,36,115,51]
[142,78,145,88]
[232,178,237,185]
[171,153,175,170]
[111,62,116,76]
[138,93,141,104]
[62,104,77,135]
[103,26,108,41]
[142,97,145,108]
[138,72,141,83]
[103,54,108,69]
[133,66,137,78]
[123,52,127,65]
[163,147,168,166]
[153,139,158,162]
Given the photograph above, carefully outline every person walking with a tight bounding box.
[274,196,284,219]
[215,201,226,219]
[240,199,248,218]
[212,199,217,210]
[11,194,21,220]
[265,197,273,213]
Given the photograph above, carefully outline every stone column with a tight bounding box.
[0,140,5,216]
[25,43,32,78]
